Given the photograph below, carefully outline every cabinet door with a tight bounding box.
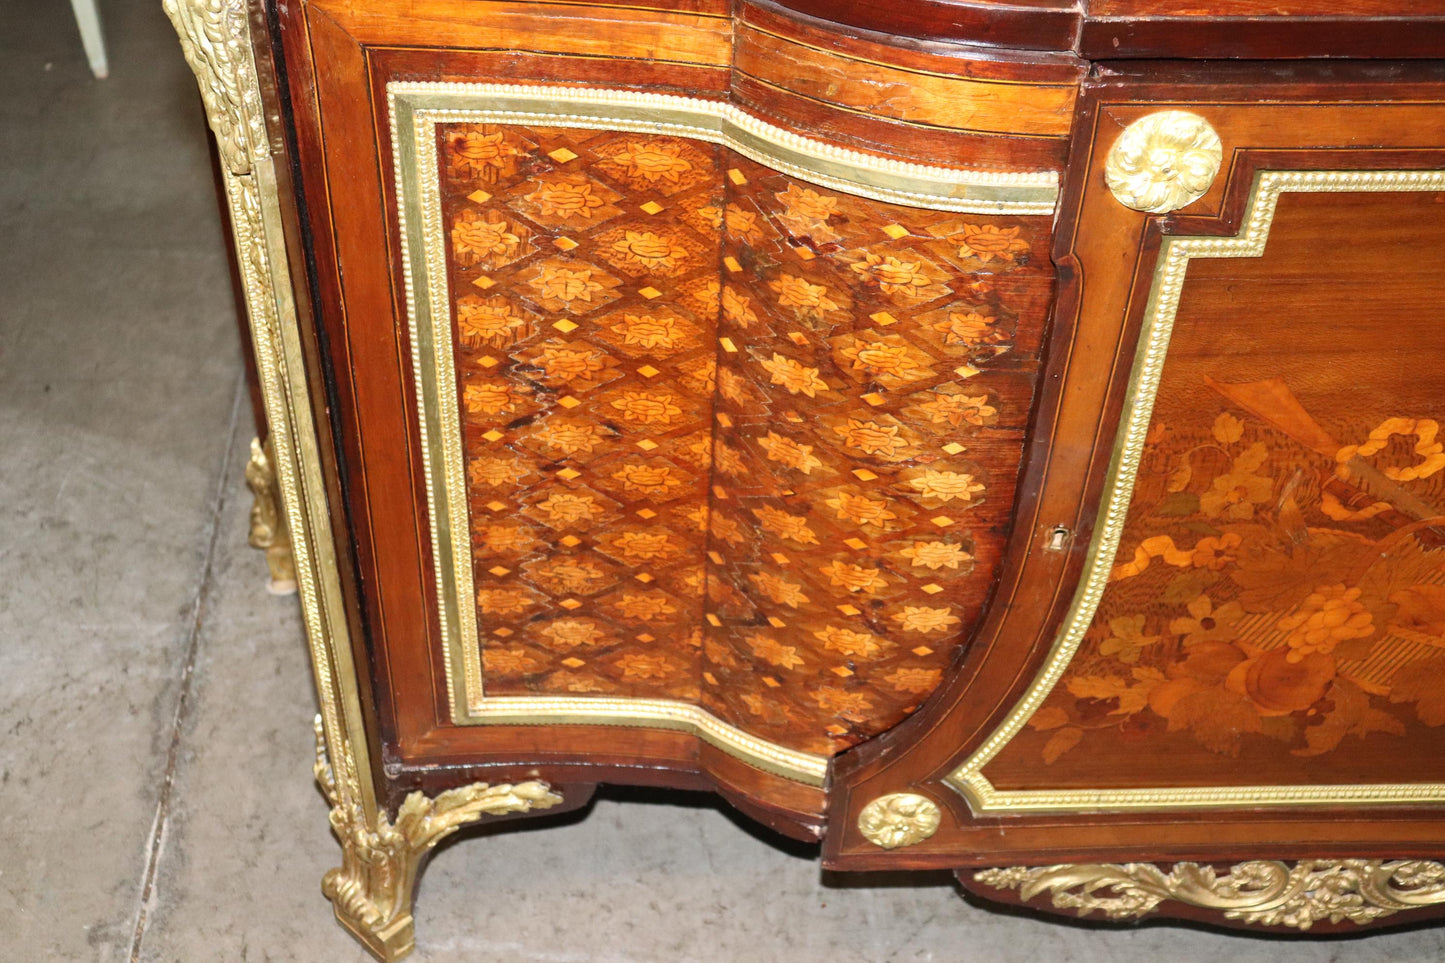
[829,65,1445,928]
[273,0,1080,832]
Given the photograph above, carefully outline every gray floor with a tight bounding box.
[3,2,1444,961]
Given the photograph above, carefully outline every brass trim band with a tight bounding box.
[390,82,1061,214]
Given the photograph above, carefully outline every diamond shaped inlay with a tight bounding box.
[439,121,1047,758]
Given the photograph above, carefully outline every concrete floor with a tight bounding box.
[3,1,1444,961]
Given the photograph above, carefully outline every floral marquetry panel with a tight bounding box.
[441,123,1052,756]
[985,186,1445,791]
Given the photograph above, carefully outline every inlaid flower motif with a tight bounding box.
[825,491,898,528]
[908,470,985,503]
[838,335,932,387]
[604,530,675,561]
[1277,584,1374,661]
[606,141,694,183]
[814,626,887,659]
[531,557,608,594]
[885,667,943,694]
[747,633,805,669]
[710,512,747,545]
[722,286,759,327]
[1190,532,1243,570]
[695,205,724,230]
[524,179,606,219]
[610,463,684,497]
[483,648,540,674]
[685,433,713,467]
[474,522,536,554]
[457,297,525,346]
[892,605,962,634]
[682,358,716,394]
[531,344,610,384]
[718,367,751,406]
[612,313,680,350]
[819,560,888,595]
[612,230,689,271]
[608,390,684,426]
[812,686,874,721]
[899,541,973,571]
[1200,443,1273,519]
[533,492,605,526]
[932,310,997,346]
[531,420,610,456]
[916,390,997,428]
[954,224,1029,263]
[451,209,520,265]
[849,253,936,299]
[615,652,682,680]
[1098,614,1162,663]
[545,671,609,694]
[464,383,518,417]
[759,353,828,397]
[725,203,763,241]
[475,587,535,615]
[834,419,910,459]
[749,572,810,608]
[752,505,819,545]
[611,592,678,621]
[528,264,606,304]
[469,455,522,488]
[447,129,518,177]
[770,273,838,317]
[715,441,747,477]
[759,432,823,474]
[777,184,838,222]
[1169,594,1244,646]
[540,618,610,648]
[685,278,721,316]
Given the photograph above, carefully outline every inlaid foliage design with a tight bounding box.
[1031,389,1445,768]
[439,123,1050,754]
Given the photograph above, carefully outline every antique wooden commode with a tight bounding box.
[165,0,1445,957]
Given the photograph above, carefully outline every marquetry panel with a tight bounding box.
[983,181,1445,793]
[450,126,720,703]
[704,156,1049,754]
[437,122,1051,756]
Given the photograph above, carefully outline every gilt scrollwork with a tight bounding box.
[244,436,297,592]
[1104,110,1222,214]
[314,718,563,960]
[974,859,1445,930]
[161,0,269,175]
